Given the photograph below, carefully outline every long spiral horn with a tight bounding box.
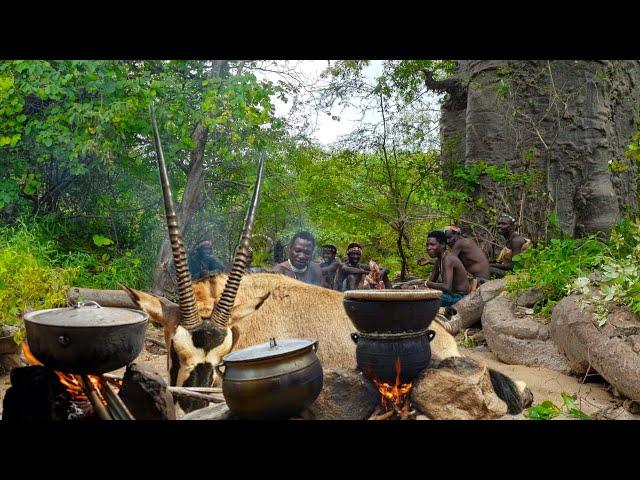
[211,153,266,328]
[150,105,201,330]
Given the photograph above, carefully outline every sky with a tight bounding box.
[255,60,387,147]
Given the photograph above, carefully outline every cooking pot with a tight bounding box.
[23,301,148,374]
[351,329,436,384]
[343,289,441,334]
[216,338,323,420]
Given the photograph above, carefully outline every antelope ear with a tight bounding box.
[228,292,271,327]
[123,286,179,330]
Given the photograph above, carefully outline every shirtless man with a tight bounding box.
[319,244,340,289]
[425,230,470,307]
[334,243,391,291]
[271,231,323,286]
[489,214,532,278]
[444,225,490,282]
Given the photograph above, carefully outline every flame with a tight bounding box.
[372,357,413,412]
[21,341,102,402]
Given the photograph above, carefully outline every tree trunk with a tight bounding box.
[152,60,229,295]
[430,60,640,241]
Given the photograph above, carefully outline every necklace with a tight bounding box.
[287,259,308,274]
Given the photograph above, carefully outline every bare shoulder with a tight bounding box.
[270,262,287,273]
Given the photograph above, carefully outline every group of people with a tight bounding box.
[422,213,531,307]
[187,213,531,309]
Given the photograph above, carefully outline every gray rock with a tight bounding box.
[442,279,506,335]
[301,368,379,420]
[551,295,640,401]
[118,363,176,420]
[411,356,508,420]
[482,296,574,373]
[516,288,545,308]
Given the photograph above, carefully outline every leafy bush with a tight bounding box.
[0,220,149,328]
[507,236,606,315]
[567,218,640,324]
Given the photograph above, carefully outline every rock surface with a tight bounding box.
[550,295,640,401]
[411,356,508,419]
[302,368,379,420]
[516,288,545,308]
[482,296,574,373]
[443,279,506,335]
[118,363,176,420]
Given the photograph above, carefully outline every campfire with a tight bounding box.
[17,341,134,420]
[368,357,417,420]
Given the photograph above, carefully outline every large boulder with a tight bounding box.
[481,296,574,373]
[411,356,508,419]
[442,279,506,335]
[302,368,379,420]
[550,295,640,401]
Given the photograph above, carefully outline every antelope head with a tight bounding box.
[125,107,267,412]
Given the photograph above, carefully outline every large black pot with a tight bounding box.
[216,338,323,420]
[351,329,436,384]
[343,290,441,334]
[23,301,148,374]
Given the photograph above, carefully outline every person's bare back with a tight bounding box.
[451,237,490,280]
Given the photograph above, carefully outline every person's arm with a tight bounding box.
[320,261,340,273]
[340,264,369,275]
[310,263,324,286]
[427,257,453,292]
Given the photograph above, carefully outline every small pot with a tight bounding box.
[343,289,441,334]
[216,338,323,420]
[351,329,436,384]
[23,301,148,374]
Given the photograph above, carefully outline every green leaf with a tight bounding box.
[92,234,114,247]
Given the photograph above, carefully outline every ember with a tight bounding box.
[17,341,134,420]
[370,357,417,420]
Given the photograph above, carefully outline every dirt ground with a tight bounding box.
[1,325,638,420]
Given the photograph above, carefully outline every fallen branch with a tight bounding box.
[168,387,225,403]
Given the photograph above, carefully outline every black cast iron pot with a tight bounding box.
[351,329,436,384]
[343,289,441,334]
[216,338,323,420]
[23,301,148,374]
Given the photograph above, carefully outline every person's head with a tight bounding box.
[346,242,363,265]
[195,239,213,256]
[321,244,337,261]
[426,230,447,258]
[443,225,461,247]
[497,214,516,236]
[288,231,316,269]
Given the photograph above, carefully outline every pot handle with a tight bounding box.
[426,329,436,342]
[215,362,226,378]
[351,333,359,344]
[74,300,102,309]
[312,340,319,352]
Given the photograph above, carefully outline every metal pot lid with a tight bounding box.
[343,289,442,301]
[22,301,148,327]
[223,338,317,362]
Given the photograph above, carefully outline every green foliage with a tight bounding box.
[509,218,640,320]
[507,236,606,315]
[525,392,590,420]
[0,219,149,328]
[567,218,640,324]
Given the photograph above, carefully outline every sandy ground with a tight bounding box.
[1,327,637,420]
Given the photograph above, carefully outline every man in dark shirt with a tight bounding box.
[188,240,224,281]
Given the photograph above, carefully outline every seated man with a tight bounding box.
[444,225,491,283]
[334,243,391,291]
[319,244,340,289]
[425,230,470,307]
[489,214,532,278]
[187,240,225,281]
[270,231,323,286]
